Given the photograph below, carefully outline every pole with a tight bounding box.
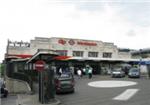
[39,71,44,104]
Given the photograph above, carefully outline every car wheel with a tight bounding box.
[4,91,8,98]
[3,93,8,98]
[71,89,75,93]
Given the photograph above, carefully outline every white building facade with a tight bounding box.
[6,37,132,59]
[6,37,136,74]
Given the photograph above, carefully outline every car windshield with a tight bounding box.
[60,74,71,78]
[0,79,4,88]
[113,68,122,72]
[130,68,139,72]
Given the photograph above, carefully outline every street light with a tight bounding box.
[139,49,142,71]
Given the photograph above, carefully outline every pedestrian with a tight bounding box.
[82,68,86,75]
[59,67,62,76]
[77,69,82,78]
[88,67,93,79]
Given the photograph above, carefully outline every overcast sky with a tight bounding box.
[0,0,150,62]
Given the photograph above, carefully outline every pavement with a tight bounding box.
[17,93,60,105]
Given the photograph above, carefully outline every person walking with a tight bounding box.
[82,68,86,75]
[77,69,82,78]
[88,67,93,79]
[59,67,62,76]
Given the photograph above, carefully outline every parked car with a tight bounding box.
[0,78,8,98]
[111,68,125,78]
[54,73,75,94]
[128,68,140,78]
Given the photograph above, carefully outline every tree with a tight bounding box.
[0,63,4,76]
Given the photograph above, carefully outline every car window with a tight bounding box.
[113,68,121,72]
[60,74,71,78]
[0,80,4,88]
[130,68,139,72]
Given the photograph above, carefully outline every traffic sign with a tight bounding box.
[35,60,45,72]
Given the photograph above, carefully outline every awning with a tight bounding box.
[26,49,58,63]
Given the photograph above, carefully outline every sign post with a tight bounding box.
[35,60,45,104]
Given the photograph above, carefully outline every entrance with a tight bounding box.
[85,61,101,75]
[55,61,69,74]
[72,61,85,75]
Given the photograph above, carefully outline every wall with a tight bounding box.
[5,76,31,94]
[7,37,132,60]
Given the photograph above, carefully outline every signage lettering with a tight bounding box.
[77,41,97,46]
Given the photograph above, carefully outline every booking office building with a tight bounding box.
[6,37,136,75]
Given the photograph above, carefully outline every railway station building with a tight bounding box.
[5,37,138,75]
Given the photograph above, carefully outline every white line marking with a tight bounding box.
[16,95,21,105]
[113,89,139,101]
[88,81,137,88]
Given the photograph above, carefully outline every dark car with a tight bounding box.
[0,78,8,98]
[55,73,75,94]
[111,68,125,78]
[128,68,140,78]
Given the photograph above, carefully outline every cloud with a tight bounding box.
[126,30,136,37]
[0,0,150,61]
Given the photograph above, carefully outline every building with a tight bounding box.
[132,48,150,59]
[4,37,150,93]
[5,37,138,75]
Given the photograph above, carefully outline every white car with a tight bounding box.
[111,69,125,78]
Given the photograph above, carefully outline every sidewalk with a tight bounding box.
[17,93,60,105]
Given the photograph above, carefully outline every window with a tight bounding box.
[56,50,67,56]
[73,51,84,57]
[88,52,98,57]
[103,52,112,58]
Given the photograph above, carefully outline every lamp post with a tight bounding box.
[139,49,142,71]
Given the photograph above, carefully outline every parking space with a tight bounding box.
[57,75,150,105]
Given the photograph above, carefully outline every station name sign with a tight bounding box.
[58,39,97,46]
[77,41,97,46]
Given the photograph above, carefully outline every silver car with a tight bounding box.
[128,68,140,78]
[111,68,125,78]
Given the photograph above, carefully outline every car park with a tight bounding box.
[111,68,125,78]
[55,73,75,94]
[128,68,140,78]
[0,78,8,98]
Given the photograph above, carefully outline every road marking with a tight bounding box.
[88,81,137,88]
[16,95,21,105]
[113,89,139,101]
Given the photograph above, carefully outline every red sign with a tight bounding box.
[77,41,97,46]
[35,60,45,72]
[54,56,71,60]
[58,39,66,45]
[7,54,32,59]
[68,39,75,45]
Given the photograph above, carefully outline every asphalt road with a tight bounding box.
[1,95,18,105]
[1,75,150,105]
[57,75,150,105]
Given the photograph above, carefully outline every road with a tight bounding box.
[57,75,150,105]
[1,95,18,105]
[1,75,150,105]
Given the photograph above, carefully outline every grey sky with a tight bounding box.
[0,0,150,62]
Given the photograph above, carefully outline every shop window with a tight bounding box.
[103,52,112,58]
[73,51,84,57]
[56,50,68,56]
[88,52,98,57]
